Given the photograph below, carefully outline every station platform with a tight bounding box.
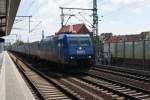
[0,51,35,100]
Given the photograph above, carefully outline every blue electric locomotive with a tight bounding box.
[11,33,94,69]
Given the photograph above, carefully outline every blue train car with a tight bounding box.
[58,34,93,66]
[39,34,93,66]
[11,33,94,69]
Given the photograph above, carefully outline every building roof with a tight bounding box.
[102,31,150,43]
[56,23,90,35]
[0,0,21,36]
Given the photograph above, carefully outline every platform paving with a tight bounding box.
[0,51,35,100]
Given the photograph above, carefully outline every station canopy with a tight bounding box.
[0,0,20,37]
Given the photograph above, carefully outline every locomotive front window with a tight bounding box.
[80,38,90,46]
[68,37,90,47]
[69,38,78,46]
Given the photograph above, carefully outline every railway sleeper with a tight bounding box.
[45,96,70,100]
[108,85,121,88]
[37,86,58,89]
[142,98,150,100]
[116,97,125,100]
[41,92,63,95]
[41,90,61,93]
[108,86,125,90]
[129,92,143,96]
[43,94,67,98]
[123,90,137,94]
[136,94,150,99]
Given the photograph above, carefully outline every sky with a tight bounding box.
[4,0,150,42]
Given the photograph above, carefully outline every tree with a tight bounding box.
[12,40,24,47]
[6,40,24,50]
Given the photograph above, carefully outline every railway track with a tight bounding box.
[60,76,124,100]
[81,71,150,100]
[95,65,150,83]
[91,66,150,91]
[9,53,82,100]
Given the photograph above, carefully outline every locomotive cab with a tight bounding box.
[64,34,94,67]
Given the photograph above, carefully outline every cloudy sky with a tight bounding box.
[5,0,150,42]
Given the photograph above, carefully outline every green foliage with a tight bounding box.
[92,35,103,54]
[12,40,24,47]
[6,40,24,50]
[93,36,100,44]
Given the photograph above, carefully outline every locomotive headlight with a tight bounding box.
[70,56,74,59]
[79,47,82,50]
[88,56,92,58]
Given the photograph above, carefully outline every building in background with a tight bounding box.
[102,31,150,68]
[56,23,91,35]
[145,31,150,40]
[101,31,150,43]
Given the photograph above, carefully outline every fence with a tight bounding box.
[103,40,150,60]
